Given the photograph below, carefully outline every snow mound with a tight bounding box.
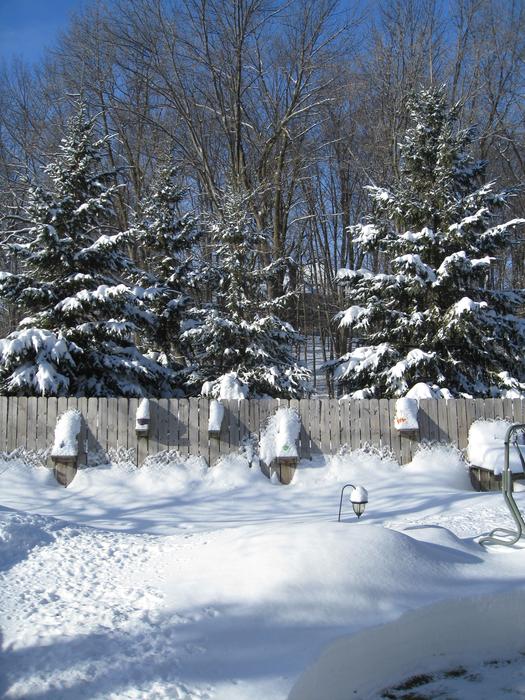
[0,508,62,571]
[404,444,470,490]
[288,589,525,700]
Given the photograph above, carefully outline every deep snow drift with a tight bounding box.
[1,444,525,699]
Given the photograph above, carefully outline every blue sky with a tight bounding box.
[0,0,86,64]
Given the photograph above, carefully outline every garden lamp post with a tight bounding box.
[338,483,369,522]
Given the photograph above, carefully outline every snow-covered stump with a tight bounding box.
[260,408,301,485]
[50,409,82,487]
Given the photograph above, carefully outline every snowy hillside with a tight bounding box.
[1,446,525,699]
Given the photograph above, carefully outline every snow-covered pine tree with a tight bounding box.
[182,190,310,398]
[329,86,525,398]
[0,105,178,397]
[130,163,201,379]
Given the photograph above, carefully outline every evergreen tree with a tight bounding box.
[329,86,525,398]
[183,191,310,398]
[130,163,201,378]
[0,105,178,397]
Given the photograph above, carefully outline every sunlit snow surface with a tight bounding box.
[1,445,525,699]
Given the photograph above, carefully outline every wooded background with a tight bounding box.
[1,0,524,382]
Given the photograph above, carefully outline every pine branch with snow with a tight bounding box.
[183,190,311,398]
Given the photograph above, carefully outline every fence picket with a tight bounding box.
[117,398,130,452]
[309,399,321,456]
[128,398,139,464]
[85,398,99,461]
[298,399,311,459]
[25,397,38,453]
[320,400,331,454]
[360,400,372,447]
[456,399,468,453]
[350,401,361,451]
[198,398,209,461]
[157,399,170,453]
[378,399,391,453]
[369,399,381,446]
[514,400,525,424]
[6,398,19,453]
[329,398,340,453]
[0,396,8,452]
[46,398,57,462]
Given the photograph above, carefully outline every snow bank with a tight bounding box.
[51,409,81,457]
[260,407,300,465]
[467,420,525,474]
[0,508,61,571]
[394,397,419,431]
[404,443,470,490]
[289,589,525,700]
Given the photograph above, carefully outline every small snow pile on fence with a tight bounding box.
[468,420,525,475]
[260,407,301,466]
[394,398,419,431]
[52,409,81,458]
[135,399,150,435]
[208,400,225,434]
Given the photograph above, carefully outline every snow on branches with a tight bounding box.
[328,86,525,398]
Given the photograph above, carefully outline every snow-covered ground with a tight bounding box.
[1,444,525,699]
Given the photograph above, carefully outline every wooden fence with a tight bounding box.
[0,396,524,468]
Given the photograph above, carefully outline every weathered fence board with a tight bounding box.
[6,398,18,453]
[0,396,8,452]
[2,397,525,468]
[350,401,361,452]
